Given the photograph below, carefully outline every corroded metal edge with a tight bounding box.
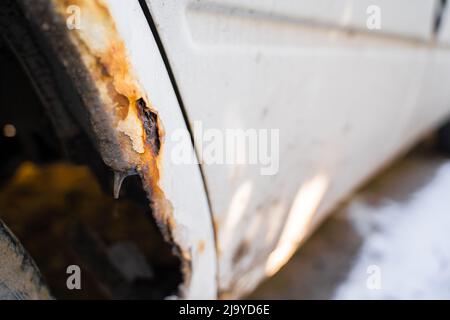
[18,0,192,297]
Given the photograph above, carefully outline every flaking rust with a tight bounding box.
[47,0,192,295]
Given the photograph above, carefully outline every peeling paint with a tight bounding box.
[56,0,151,156]
[45,0,191,296]
[117,106,145,154]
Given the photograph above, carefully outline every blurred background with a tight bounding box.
[250,140,450,299]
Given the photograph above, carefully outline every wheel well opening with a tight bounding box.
[0,33,183,300]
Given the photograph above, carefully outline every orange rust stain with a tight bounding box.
[53,0,181,268]
[56,0,167,167]
[212,217,222,256]
[106,83,129,120]
[197,240,205,254]
[57,0,155,154]
[212,217,219,234]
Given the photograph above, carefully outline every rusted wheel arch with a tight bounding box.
[0,0,217,299]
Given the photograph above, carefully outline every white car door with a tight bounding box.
[144,0,450,297]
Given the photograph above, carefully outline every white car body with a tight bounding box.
[143,0,450,298]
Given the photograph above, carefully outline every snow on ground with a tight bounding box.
[335,161,450,299]
[250,149,450,299]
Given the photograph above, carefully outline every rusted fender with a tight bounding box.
[17,0,217,299]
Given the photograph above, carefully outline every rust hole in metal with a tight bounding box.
[136,97,161,156]
[0,34,183,299]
